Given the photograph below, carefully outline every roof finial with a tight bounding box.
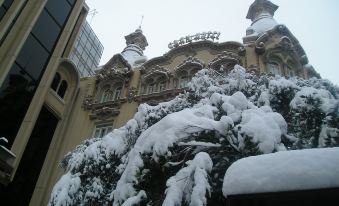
[138,15,144,30]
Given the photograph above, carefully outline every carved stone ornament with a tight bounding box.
[255,41,266,55]
[89,106,120,120]
[82,95,93,110]
[126,87,138,103]
[141,65,171,82]
[168,31,221,49]
[208,51,240,68]
[96,66,132,84]
[263,36,296,61]
[175,56,204,75]
[238,46,246,56]
[277,36,293,51]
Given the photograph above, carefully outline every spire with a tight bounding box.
[138,15,144,30]
[121,29,148,67]
[246,0,278,22]
[244,0,279,42]
[124,28,148,51]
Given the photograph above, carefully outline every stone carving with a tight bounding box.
[141,65,171,82]
[277,36,293,51]
[90,106,120,120]
[255,42,265,54]
[96,66,132,82]
[168,31,221,49]
[126,87,138,103]
[208,51,240,69]
[175,56,204,73]
[82,95,93,110]
[238,46,246,56]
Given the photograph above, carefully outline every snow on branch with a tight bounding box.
[163,152,212,206]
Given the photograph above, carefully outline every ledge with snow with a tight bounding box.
[223,147,339,206]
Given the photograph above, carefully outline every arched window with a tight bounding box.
[189,68,200,79]
[51,72,61,91]
[179,76,189,88]
[113,87,122,101]
[57,80,68,98]
[147,83,156,94]
[267,62,280,75]
[287,65,295,77]
[177,70,189,89]
[159,81,166,92]
[144,78,156,94]
[51,72,68,99]
[101,89,111,103]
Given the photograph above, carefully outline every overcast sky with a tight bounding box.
[85,0,339,85]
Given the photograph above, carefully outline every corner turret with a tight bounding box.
[244,0,278,43]
[121,29,148,67]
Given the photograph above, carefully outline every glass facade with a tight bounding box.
[0,0,75,147]
[0,0,13,21]
[69,20,103,77]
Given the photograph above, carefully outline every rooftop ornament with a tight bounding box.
[168,31,221,49]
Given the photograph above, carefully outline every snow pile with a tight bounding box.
[112,104,232,205]
[249,17,278,36]
[236,106,287,153]
[290,87,338,113]
[163,152,212,206]
[49,173,81,206]
[223,147,339,197]
[210,92,286,154]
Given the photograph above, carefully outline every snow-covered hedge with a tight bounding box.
[49,66,339,206]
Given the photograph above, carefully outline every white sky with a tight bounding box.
[85,0,339,85]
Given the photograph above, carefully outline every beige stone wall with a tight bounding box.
[29,1,88,205]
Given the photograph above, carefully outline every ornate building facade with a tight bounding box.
[0,0,321,205]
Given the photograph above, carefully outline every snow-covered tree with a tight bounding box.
[49,66,339,206]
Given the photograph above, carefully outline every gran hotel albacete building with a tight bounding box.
[77,0,320,139]
[0,0,320,205]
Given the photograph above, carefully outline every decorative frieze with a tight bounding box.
[175,56,204,75]
[141,65,171,82]
[126,87,138,103]
[168,31,221,49]
[208,51,240,69]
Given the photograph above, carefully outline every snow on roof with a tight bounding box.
[247,17,278,37]
[223,147,339,197]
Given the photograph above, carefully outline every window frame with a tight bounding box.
[93,123,113,138]
[267,62,281,75]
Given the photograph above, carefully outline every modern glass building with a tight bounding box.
[69,20,104,77]
[0,0,89,205]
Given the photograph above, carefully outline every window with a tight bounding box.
[287,65,295,77]
[32,9,61,52]
[51,72,61,91]
[101,89,111,103]
[147,83,156,94]
[45,0,71,26]
[0,0,14,21]
[93,124,113,138]
[267,62,280,75]
[113,87,122,101]
[16,35,49,81]
[159,81,166,92]
[50,73,68,99]
[179,76,189,88]
[57,80,68,98]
